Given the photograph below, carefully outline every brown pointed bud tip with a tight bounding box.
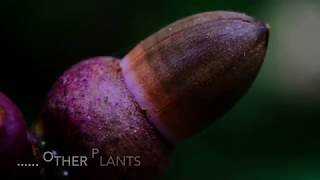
[0,92,35,177]
[121,11,270,143]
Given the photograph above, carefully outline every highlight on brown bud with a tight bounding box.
[121,11,270,142]
[0,92,35,178]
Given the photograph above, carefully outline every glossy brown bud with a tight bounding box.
[121,11,270,142]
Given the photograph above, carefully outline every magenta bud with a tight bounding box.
[0,92,37,178]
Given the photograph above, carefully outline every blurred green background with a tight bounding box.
[2,0,320,179]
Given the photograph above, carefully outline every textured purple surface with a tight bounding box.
[42,57,172,179]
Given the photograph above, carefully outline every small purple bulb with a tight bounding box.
[0,92,36,178]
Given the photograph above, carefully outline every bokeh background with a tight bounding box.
[2,0,320,179]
